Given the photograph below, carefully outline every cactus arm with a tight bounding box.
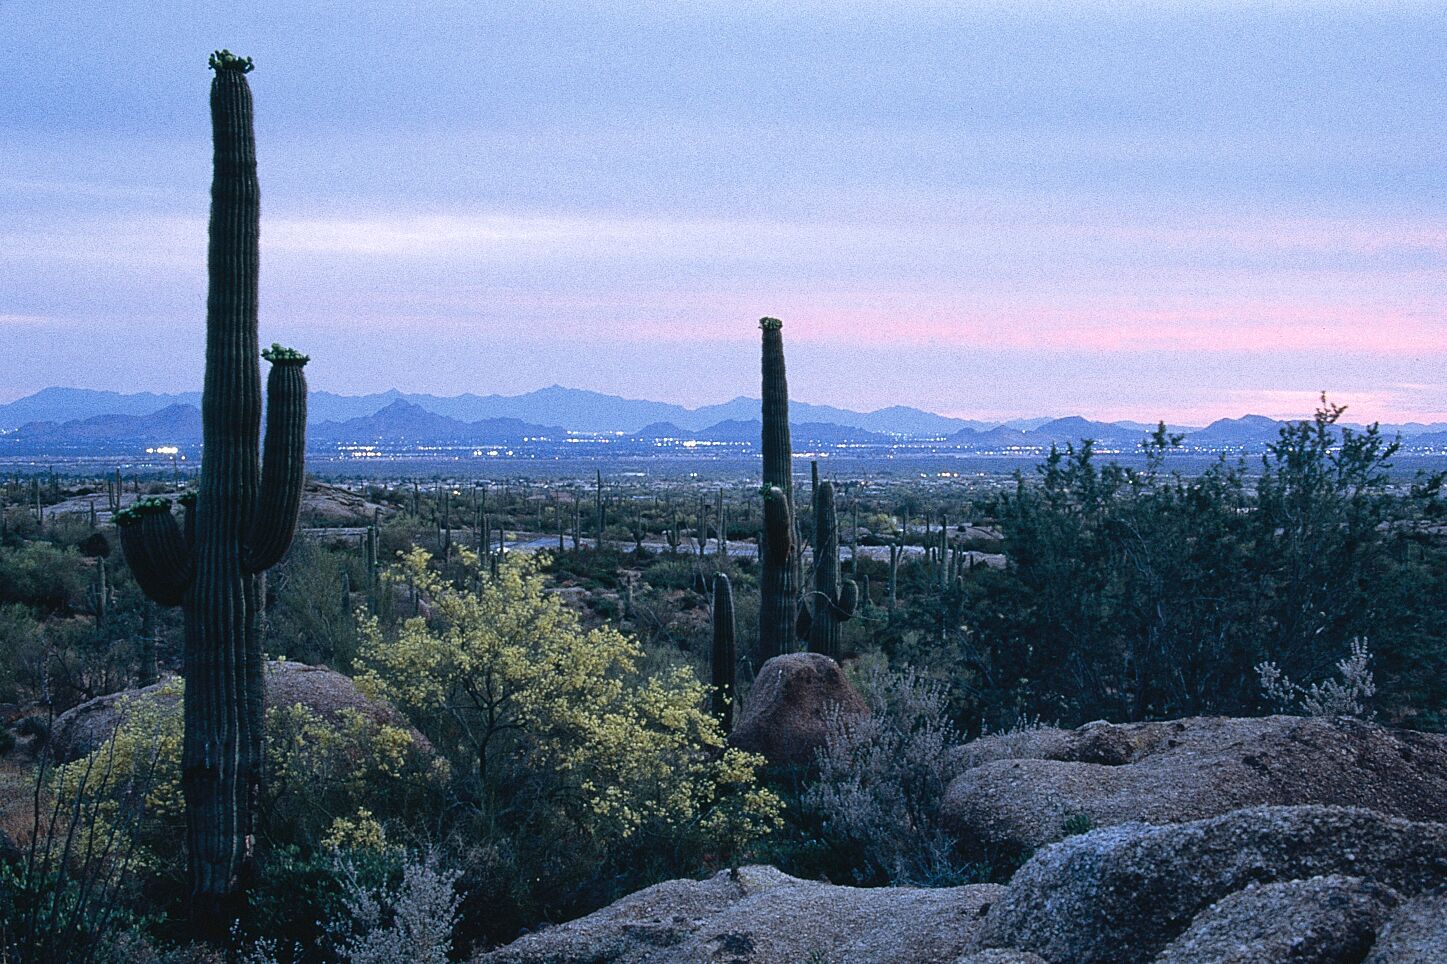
[762,485,793,566]
[180,492,198,550]
[245,350,308,572]
[116,499,191,607]
[808,479,844,658]
[838,579,858,619]
[795,603,813,643]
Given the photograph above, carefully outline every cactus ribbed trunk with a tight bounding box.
[808,481,839,657]
[808,480,856,660]
[758,317,794,659]
[595,469,604,551]
[116,52,307,927]
[189,58,265,919]
[711,573,737,731]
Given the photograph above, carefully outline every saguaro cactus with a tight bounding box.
[758,317,796,658]
[711,573,737,731]
[807,480,857,660]
[115,50,307,921]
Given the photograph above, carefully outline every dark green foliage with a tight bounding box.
[0,544,87,613]
[266,539,361,667]
[932,409,1447,730]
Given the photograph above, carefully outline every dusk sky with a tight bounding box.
[2,1,1444,424]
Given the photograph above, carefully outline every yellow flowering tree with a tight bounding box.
[354,548,781,861]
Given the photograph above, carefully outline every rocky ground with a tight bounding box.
[49,659,426,763]
[478,654,1447,963]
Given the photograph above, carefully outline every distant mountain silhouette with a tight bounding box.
[308,400,561,445]
[686,419,892,445]
[0,385,989,437]
[0,388,203,427]
[629,422,694,440]
[1028,417,1150,448]
[3,404,202,453]
[3,386,1444,455]
[1187,415,1300,447]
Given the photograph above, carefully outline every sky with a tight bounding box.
[1,1,1444,424]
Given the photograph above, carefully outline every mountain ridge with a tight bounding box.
[3,386,1444,451]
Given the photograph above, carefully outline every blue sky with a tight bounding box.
[2,1,1444,422]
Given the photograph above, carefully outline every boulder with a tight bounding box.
[476,865,1006,963]
[978,805,1447,964]
[729,653,868,767]
[954,952,1048,964]
[1156,875,1400,963]
[50,660,424,762]
[944,715,1447,854]
[298,481,388,526]
[1364,891,1447,963]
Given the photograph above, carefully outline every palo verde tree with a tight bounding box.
[116,50,307,923]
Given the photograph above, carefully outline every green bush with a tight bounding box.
[0,543,87,613]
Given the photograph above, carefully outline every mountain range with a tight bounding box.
[2,386,1444,455]
[0,385,994,436]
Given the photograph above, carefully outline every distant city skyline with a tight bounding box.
[3,2,1444,424]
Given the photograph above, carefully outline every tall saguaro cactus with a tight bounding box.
[807,480,857,660]
[758,317,795,659]
[115,50,307,921]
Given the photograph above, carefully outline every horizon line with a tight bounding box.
[4,383,1443,431]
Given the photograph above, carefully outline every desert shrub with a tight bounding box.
[1257,637,1376,718]
[40,515,99,551]
[242,842,408,962]
[354,548,781,940]
[267,540,363,668]
[0,543,87,613]
[1,732,157,964]
[940,404,1447,728]
[801,658,975,886]
[50,674,443,890]
[325,848,460,964]
[0,604,46,703]
[640,557,698,592]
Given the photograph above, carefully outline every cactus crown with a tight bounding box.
[759,317,783,331]
[178,492,198,507]
[208,49,254,73]
[114,496,173,527]
[261,343,310,364]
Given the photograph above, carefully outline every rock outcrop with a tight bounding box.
[1155,875,1400,963]
[475,865,1006,963]
[978,806,1447,964]
[729,653,867,767]
[944,715,1447,854]
[481,715,1447,964]
[1364,891,1447,963]
[50,660,424,762]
